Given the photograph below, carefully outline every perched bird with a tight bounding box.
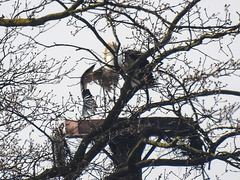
[81,42,119,117]
[118,50,155,88]
[83,42,119,91]
[118,50,155,104]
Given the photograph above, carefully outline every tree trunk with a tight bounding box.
[109,134,143,180]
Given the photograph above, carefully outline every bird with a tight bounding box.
[80,42,119,117]
[118,49,155,105]
[83,42,119,91]
[118,50,155,88]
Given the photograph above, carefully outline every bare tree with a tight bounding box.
[0,0,240,179]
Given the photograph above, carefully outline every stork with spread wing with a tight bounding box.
[81,42,119,117]
[81,43,155,117]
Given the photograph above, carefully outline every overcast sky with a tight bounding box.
[0,0,240,179]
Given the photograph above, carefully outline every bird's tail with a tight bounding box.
[80,64,95,90]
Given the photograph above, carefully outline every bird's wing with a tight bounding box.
[81,65,97,117]
[81,89,97,118]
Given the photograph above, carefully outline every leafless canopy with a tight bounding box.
[0,0,240,179]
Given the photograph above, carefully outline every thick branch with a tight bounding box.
[64,83,138,179]
[104,157,213,180]
[210,130,240,153]
[126,0,201,74]
[136,89,240,116]
[106,148,240,180]
[0,2,106,27]
[154,24,240,64]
